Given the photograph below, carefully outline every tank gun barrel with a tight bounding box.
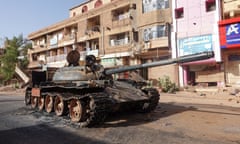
[104,51,214,75]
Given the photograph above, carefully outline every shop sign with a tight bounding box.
[101,58,123,68]
[79,50,99,61]
[179,35,213,56]
[226,23,240,45]
[87,49,99,57]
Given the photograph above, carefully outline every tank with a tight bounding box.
[25,50,214,127]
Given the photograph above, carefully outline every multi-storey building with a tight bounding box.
[173,0,224,87]
[28,0,175,84]
[218,0,240,86]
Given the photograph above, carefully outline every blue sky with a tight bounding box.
[0,0,84,40]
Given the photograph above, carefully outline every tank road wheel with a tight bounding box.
[31,97,38,109]
[38,96,45,111]
[54,95,67,116]
[45,95,54,113]
[69,99,86,122]
[139,88,160,113]
[25,89,31,105]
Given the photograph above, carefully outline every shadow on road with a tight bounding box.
[0,124,108,144]
[181,103,240,116]
[102,101,240,128]
[14,102,240,129]
[102,102,196,128]
[0,100,23,103]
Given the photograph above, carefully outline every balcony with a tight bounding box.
[46,54,67,63]
[28,61,40,69]
[85,25,101,39]
[140,37,169,56]
[46,54,67,68]
[57,34,75,47]
[110,37,129,47]
[112,18,131,28]
[223,0,240,18]
[148,37,168,49]
[111,5,131,28]
[31,45,48,53]
[80,49,99,61]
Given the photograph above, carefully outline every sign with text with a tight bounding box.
[226,23,240,45]
[179,35,213,56]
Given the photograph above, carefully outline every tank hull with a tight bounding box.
[25,51,214,127]
[25,80,160,127]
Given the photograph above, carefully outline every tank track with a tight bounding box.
[27,87,113,127]
[138,88,160,113]
[68,92,113,127]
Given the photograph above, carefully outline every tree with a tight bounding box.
[0,35,28,81]
[18,40,31,69]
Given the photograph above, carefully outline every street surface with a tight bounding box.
[0,90,240,144]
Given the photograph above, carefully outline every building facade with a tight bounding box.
[27,0,240,87]
[28,0,176,84]
[173,0,224,87]
[218,0,240,85]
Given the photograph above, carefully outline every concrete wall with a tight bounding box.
[148,64,179,86]
[176,0,217,38]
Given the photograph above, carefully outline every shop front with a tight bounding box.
[219,17,240,85]
[178,34,224,86]
[137,48,178,86]
[100,52,131,79]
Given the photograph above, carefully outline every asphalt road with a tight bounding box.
[0,93,240,144]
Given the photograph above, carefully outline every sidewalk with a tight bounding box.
[160,90,240,108]
[0,86,25,96]
[1,86,240,107]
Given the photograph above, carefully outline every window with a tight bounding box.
[133,31,139,42]
[82,5,88,13]
[73,12,76,17]
[175,7,184,19]
[94,0,102,8]
[143,25,167,41]
[143,0,169,13]
[206,0,216,12]
[32,54,38,61]
[157,0,169,9]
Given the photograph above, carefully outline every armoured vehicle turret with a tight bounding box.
[25,50,214,127]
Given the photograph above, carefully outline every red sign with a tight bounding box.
[218,17,240,49]
[31,88,41,97]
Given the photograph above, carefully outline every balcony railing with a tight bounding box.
[112,18,131,28]
[110,38,129,46]
[85,26,101,38]
[28,61,40,68]
[31,45,48,53]
[46,54,67,63]
[64,34,75,41]
[112,12,130,21]
[80,49,99,60]
[224,0,240,12]
[223,0,240,18]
